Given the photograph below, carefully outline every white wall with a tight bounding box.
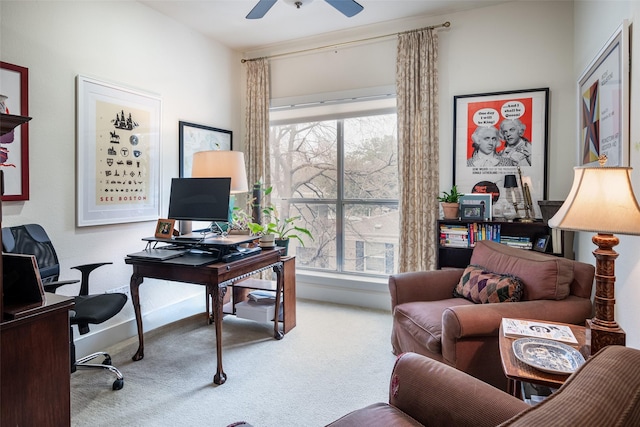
[4,0,638,355]
[573,0,640,349]
[1,1,242,355]
[245,0,576,309]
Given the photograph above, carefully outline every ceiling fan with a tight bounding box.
[246,0,364,19]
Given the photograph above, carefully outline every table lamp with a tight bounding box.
[192,150,249,233]
[504,174,519,218]
[192,150,249,194]
[548,160,640,354]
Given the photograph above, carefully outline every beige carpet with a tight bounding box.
[71,300,397,427]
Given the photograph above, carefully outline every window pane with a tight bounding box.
[270,121,337,200]
[343,203,399,274]
[278,202,337,270]
[343,114,398,199]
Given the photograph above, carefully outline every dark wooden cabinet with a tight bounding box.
[1,294,74,426]
[437,219,551,269]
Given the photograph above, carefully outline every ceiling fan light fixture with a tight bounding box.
[283,0,313,8]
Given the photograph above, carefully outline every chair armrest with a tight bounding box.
[441,296,594,340]
[389,269,464,309]
[389,352,527,427]
[43,279,80,293]
[71,262,113,295]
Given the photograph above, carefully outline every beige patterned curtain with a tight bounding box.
[244,58,271,198]
[396,28,439,272]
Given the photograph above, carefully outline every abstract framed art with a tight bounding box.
[76,75,161,226]
[453,88,549,219]
[178,121,232,177]
[578,20,630,167]
[0,61,30,201]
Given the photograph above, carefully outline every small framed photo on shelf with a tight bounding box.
[155,219,176,239]
[460,204,485,220]
[533,235,550,252]
[460,194,492,220]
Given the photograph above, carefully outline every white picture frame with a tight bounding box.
[577,20,630,167]
[76,75,161,226]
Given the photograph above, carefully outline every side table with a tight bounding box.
[498,319,588,398]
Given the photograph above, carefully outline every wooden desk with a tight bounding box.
[125,249,284,385]
[499,320,588,397]
[1,293,74,426]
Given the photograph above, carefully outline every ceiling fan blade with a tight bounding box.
[246,0,278,19]
[324,0,363,17]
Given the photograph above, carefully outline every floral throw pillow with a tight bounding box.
[454,264,524,304]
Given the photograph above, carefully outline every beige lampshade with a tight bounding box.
[191,150,249,194]
[549,166,640,235]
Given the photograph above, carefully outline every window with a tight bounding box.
[269,102,399,276]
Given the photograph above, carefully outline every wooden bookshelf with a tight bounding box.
[437,219,551,269]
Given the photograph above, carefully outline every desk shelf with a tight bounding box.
[222,256,296,334]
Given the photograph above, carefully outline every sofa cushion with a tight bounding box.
[326,402,424,427]
[394,299,473,354]
[470,240,574,300]
[454,265,524,303]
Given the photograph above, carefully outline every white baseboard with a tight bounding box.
[74,273,392,358]
[74,294,205,359]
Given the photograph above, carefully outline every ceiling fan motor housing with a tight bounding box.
[284,0,313,8]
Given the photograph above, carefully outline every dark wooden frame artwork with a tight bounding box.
[0,61,30,201]
[178,121,232,178]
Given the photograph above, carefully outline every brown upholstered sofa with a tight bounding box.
[327,346,640,426]
[389,240,595,390]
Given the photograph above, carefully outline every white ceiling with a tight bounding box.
[140,0,506,52]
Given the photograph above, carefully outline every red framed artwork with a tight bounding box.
[0,61,30,201]
[453,88,549,219]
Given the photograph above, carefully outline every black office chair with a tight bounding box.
[2,224,127,390]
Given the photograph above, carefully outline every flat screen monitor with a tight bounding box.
[167,177,231,222]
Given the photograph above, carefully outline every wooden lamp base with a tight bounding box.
[586,319,626,355]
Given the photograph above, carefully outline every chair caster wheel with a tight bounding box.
[112,379,124,390]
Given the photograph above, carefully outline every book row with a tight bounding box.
[440,224,532,249]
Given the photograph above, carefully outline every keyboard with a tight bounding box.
[221,246,262,263]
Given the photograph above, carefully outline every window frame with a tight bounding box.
[269,105,399,277]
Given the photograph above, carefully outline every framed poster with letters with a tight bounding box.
[453,88,549,219]
[76,75,161,226]
[578,20,629,167]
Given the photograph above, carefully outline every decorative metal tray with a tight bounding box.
[512,338,585,375]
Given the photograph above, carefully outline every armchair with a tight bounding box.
[389,240,594,390]
[327,346,640,426]
[2,224,127,390]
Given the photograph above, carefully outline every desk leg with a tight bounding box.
[273,263,284,340]
[212,284,227,385]
[130,273,145,361]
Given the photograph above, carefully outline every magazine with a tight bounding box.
[502,318,578,344]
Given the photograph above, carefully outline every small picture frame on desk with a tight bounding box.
[534,235,550,252]
[460,204,485,221]
[155,219,176,239]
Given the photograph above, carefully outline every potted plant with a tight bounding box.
[438,185,461,219]
[247,186,313,255]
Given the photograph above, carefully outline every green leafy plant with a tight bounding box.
[438,185,461,203]
[247,186,313,246]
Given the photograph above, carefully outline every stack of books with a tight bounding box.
[247,290,277,305]
[439,224,469,248]
[500,236,533,250]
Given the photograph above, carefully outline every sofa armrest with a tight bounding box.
[389,352,527,427]
[439,296,593,365]
[442,296,593,339]
[389,269,464,309]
